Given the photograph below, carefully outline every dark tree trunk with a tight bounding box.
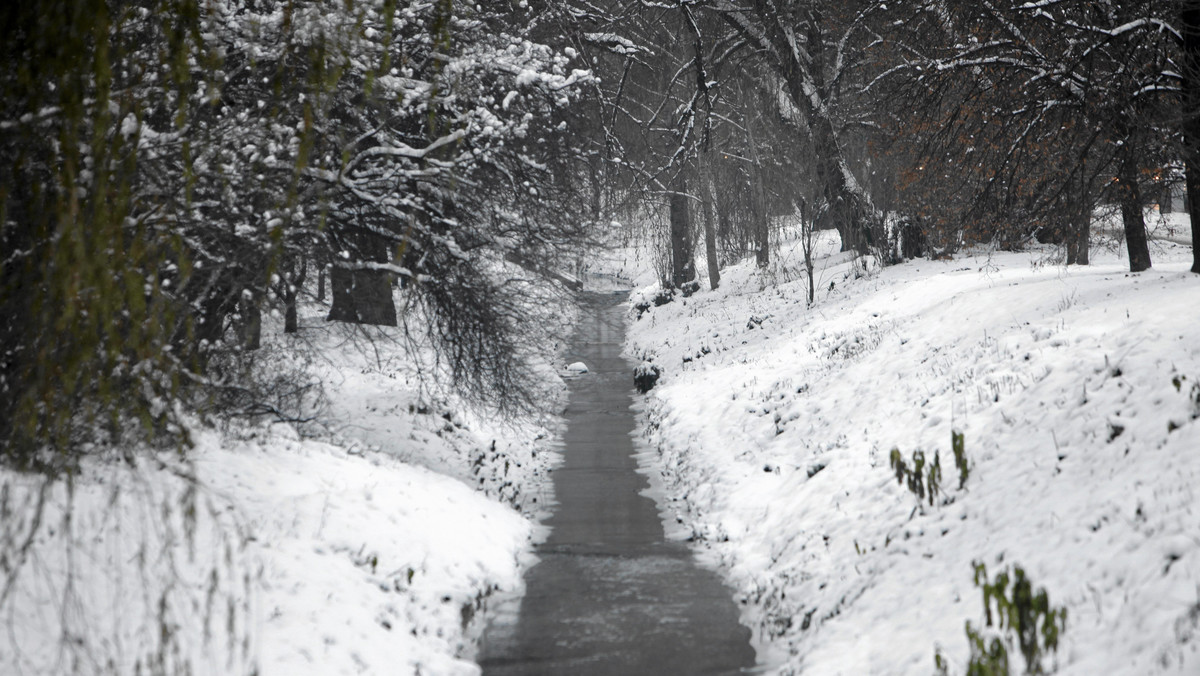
[1184,2,1200,273]
[240,294,261,350]
[1065,205,1090,266]
[899,217,927,260]
[328,267,397,326]
[195,269,260,350]
[1076,216,1091,265]
[801,198,815,306]
[669,178,697,288]
[750,162,770,268]
[699,160,721,290]
[744,116,770,268]
[328,230,397,326]
[196,272,233,349]
[284,289,298,334]
[1188,167,1200,273]
[730,3,876,256]
[1065,160,1090,266]
[284,258,307,334]
[717,201,732,254]
[1116,145,1151,272]
[588,155,603,221]
[753,190,770,267]
[795,67,875,256]
[317,264,326,302]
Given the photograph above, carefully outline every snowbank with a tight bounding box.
[1,318,563,675]
[628,233,1200,675]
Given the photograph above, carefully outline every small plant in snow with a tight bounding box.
[889,448,942,507]
[952,429,970,489]
[936,561,1067,675]
[1055,288,1077,313]
[890,430,971,506]
[1169,374,1200,431]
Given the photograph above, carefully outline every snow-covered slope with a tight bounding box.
[0,318,564,676]
[628,233,1200,675]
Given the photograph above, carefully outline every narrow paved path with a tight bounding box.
[479,292,755,675]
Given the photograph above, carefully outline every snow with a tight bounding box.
[194,430,531,676]
[119,113,139,138]
[4,204,1197,675]
[627,230,1200,675]
[0,315,562,675]
[583,32,647,56]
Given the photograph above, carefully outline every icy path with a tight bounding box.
[478,293,755,675]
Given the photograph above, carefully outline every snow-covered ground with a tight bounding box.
[0,308,568,675]
[628,231,1200,675]
[4,217,1196,676]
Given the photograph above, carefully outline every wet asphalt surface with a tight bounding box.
[478,292,756,676]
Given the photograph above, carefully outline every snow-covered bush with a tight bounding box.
[634,361,661,393]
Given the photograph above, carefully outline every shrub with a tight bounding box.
[937,562,1068,675]
[952,428,970,489]
[634,361,661,393]
[889,448,942,507]
[1170,374,1200,430]
[890,431,970,507]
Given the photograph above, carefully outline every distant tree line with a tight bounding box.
[563,0,1200,288]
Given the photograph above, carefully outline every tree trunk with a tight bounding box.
[669,177,697,288]
[196,272,233,349]
[795,66,876,256]
[317,264,326,301]
[328,267,397,325]
[284,258,307,334]
[1076,214,1090,265]
[1065,158,1091,266]
[328,230,397,326]
[1188,167,1200,273]
[284,291,298,333]
[195,268,260,351]
[744,115,770,268]
[1116,144,1151,272]
[1184,2,1200,273]
[588,155,604,221]
[801,198,815,306]
[753,182,770,267]
[699,159,721,290]
[240,293,261,350]
[734,3,877,256]
[1065,201,1090,266]
[717,198,731,243]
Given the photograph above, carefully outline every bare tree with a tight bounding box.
[701,1,891,256]
[892,2,1179,270]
